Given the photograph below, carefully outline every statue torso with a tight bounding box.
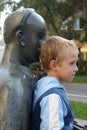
[0,63,35,130]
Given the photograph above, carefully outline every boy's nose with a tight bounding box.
[75,65,78,72]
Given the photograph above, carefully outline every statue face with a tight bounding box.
[22,12,47,63]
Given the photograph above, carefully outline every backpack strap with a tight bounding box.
[35,87,71,112]
[31,87,74,130]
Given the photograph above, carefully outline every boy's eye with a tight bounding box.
[70,62,74,65]
[70,61,77,65]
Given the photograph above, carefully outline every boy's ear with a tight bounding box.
[49,60,57,71]
[16,30,26,46]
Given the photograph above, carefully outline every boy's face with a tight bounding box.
[55,50,78,82]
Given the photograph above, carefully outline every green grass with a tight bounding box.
[70,101,87,120]
[70,76,87,120]
[72,75,87,83]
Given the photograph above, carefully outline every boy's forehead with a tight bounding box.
[64,46,79,57]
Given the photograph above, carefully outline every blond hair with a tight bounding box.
[40,36,79,71]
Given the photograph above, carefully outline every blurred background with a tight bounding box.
[0,0,87,76]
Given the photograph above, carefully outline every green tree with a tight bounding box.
[28,0,87,40]
[0,0,87,41]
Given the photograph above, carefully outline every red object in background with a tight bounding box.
[33,70,38,76]
[84,125,87,130]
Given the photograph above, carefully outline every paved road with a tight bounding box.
[64,83,87,125]
[64,83,87,103]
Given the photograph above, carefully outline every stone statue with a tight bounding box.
[0,8,46,130]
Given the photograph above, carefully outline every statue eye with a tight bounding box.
[39,32,45,39]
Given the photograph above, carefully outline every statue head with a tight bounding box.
[3,8,47,65]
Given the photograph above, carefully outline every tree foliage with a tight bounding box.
[28,0,87,41]
[0,0,87,41]
[0,0,18,12]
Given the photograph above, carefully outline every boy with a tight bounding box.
[31,36,79,130]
